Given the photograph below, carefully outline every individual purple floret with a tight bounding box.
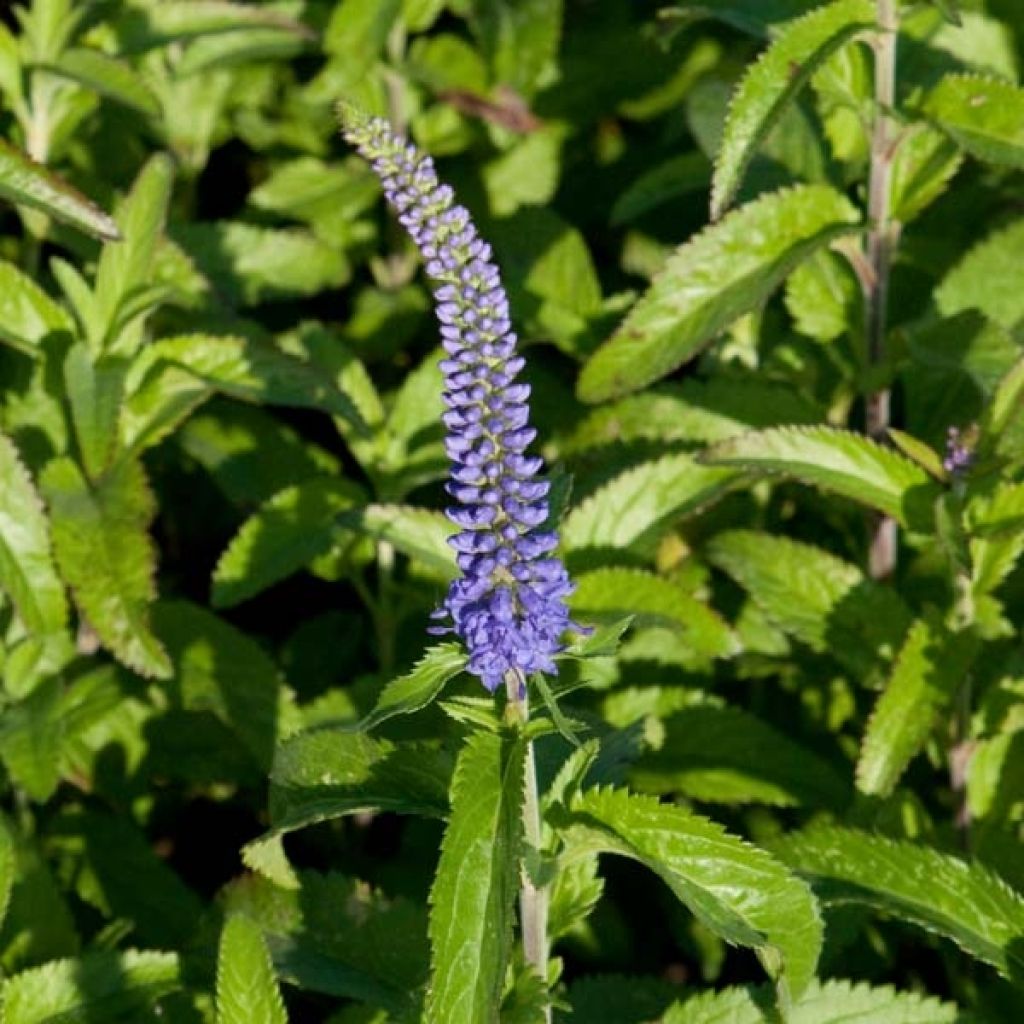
[943,426,974,476]
[339,104,580,692]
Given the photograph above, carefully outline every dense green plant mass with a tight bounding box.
[0,0,1023,1020]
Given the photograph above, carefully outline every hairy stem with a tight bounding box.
[504,669,551,1022]
[865,0,899,579]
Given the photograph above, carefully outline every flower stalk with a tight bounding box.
[865,0,899,579]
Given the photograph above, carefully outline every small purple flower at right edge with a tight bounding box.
[944,426,975,477]
[338,103,584,693]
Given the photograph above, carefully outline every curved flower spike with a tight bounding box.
[339,103,582,692]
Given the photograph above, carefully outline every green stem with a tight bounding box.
[865,0,900,580]
[504,668,551,1022]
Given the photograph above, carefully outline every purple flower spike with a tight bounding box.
[943,426,974,477]
[340,104,581,692]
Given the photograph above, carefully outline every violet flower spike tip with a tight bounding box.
[340,104,583,692]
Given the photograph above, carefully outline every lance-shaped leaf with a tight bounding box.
[92,153,174,352]
[772,826,1024,980]
[212,478,366,608]
[577,185,860,403]
[551,788,821,1004]
[968,481,1024,597]
[923,74,1024,169]
[0,141,119,241]
[359,645,467,731]
[42,457,170,679]
[0,260,74,356]
[701,427,940,528]
[0,431,68,635]
[857,618,977,797]
[63,344,127,481]
[123,333,366,455]
[217,915,287,1024]
[43,48,160,117]
[570,568,737,660]
[711,0,874,218]
[562,454,739,555]
[1,950,180,1024]
[117,1,313,50]
[268,732,453,835]
[705,530,911,678]
[425,730,525,1024]
[662,979,960,1023]
[338,504,456,580]
[632,705,850,809]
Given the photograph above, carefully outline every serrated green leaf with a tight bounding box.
[857,618,977,797]
[577,185,860,402]
[0,431,68,635]
[0,260,73,355]
[0,140,119,241]
[152,601,284,769]
[632,705,850,809]
[42,457,170,679]
[701,427,940,528]
[175,222,350,306]
[63,344,126,480]
[785,248,860,342]
[44,47,160,117]
[471,0,562,99]
[711,0,874,218]
[967,481,1024,598]
[889,124,962,224]
[772,826,1024,980]
[923,74,1024,169]
[93,153,174,352]
[359,645,467,731]
[562,454,739,555]
[269,732,453,835]
[936,218,1024,331]
[212,478,366,608]
[1,949,180,1024]
[222,870,427,1012]
[982,355,1024,461]
[0,679,63,801]
[117,1,311,49]
[552,788,822,1004]
[561,378,822,454]
[662,978,960,1023]
[338,504,456,580]
[217,915,288,1024]
[176,25,309,76]
[425,730,525,1024]
[705,530,912,678]
[570,568,736,659]
[123,333,366,456]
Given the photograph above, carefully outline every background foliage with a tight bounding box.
[0,0,1023,1021]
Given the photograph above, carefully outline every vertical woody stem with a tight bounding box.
[865,0,899,579]
[504,668,551,1022]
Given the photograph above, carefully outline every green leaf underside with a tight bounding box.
[577,185,860,402]
[924,74,1024,168]
[701,427,938,527]
[269,731,453,834]
[0,140,119,240]
[359,645,467,731]
[857,618,976,797]
[425,731,525,1024]
[216,915,288,1024]
[0,431,68,635]
[0,950,179,1024]
[41,457,170,679]
[562,454,739,553]
[662,978,959,1023]
[554,788,822,1004]
[773,826,1024,979]
[44,48,161,118]
[212,478,366,608]
[712,0,875,218]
